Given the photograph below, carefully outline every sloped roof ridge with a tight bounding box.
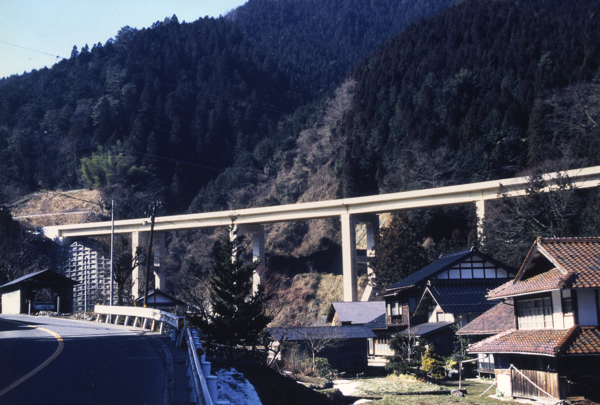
[388,247,476,289]
[539,236,600,243]
[439,247,473,258]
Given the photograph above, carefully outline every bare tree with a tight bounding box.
[482,168,591,267]
[385,327,426,375]
[0,207,43,284]
[291,326,342,374]
[97,234,139,305]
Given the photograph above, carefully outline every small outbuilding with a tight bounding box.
[268,325,376,373]
[0,269,78,314]
[135,289,187,310]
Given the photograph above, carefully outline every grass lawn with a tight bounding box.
[353,377,522,405]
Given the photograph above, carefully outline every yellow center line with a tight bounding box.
[0,321,65,398]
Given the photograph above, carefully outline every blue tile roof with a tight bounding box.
[387,248,474,290]
[403,321,454,337]
[426,281,504,314]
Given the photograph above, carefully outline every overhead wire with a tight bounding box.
[0,39,291,115]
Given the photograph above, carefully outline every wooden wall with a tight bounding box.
[509,355,559,399]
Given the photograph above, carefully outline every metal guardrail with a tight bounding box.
[94,305,185,346]
[186,329,229,405]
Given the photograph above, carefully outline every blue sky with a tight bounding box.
[0,0,248,79]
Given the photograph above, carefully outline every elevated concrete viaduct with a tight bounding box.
[43,166,600,302]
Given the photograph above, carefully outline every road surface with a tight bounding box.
[0,315,171,405]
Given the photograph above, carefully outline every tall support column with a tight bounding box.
[357,214,379,302]
[476,199,485,245]
[341,213,357,302]
[153,232,166,290]
[131,231,141,300]
[238,224,266,294]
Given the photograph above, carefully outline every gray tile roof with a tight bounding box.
[268,325,376,341]
[329,301,385,324]
[403,321,454,337]
[364,313,387,330]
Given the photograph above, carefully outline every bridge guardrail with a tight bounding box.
[94,304,185,345]
[186,329,216,405]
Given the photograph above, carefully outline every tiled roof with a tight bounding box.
[468,327,579,356]
[364,313,387,330]
[488,237,600,298]
[457,299,515,336]
[328,301,385,324]
[538,238,600,288]
[268,325,376,341]
[487,268,566,298]
[428,281,504,313]
[567,327,600,355]
[387,248,474,290]
[403,321,454,337]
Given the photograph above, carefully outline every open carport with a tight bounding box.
[0,269,78,314]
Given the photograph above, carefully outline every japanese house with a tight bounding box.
[383,248,516,332]
[467,237,600,402]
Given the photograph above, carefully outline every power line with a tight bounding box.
[1,39,291,115]
[0,40,65,60]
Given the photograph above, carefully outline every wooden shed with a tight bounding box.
[0,269,78,314]
[269,326,376,373]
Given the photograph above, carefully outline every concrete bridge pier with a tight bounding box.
[341,213,380,302]
[356,214,379,302]
[236,224,265,294]
[131,231,167,300]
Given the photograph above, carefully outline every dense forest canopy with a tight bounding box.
[1,0,600,290]
[227,0,455,95]
[341,0,600,197]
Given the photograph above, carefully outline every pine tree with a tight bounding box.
[197,219,271,357]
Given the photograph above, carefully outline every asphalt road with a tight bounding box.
[0,315,170,405]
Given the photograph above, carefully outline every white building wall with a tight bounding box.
[427,304,454,323]
[1,290,21,314]
[551,290,564,329]
[577,289,599,327]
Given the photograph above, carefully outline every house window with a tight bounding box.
[562,298,573,315]
[391,301,401,316]
[478,354,495,371]
[436,312,446,322]
[517,297,553,329]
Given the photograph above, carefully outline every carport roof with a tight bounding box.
[0,269,78,292]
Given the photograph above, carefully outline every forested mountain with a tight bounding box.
[0,16,303,215]
[227,0,455,95]
[340,0,600,196]
[0,0,454,218]
[2,0,600,291]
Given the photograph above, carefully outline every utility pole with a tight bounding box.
[110,200,114,306]
[84,257,88,312]
[143,201,160,307]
